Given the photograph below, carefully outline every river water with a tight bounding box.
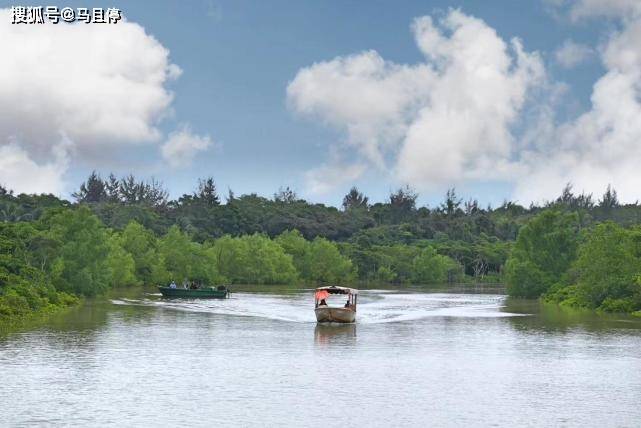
[2,287,641,427]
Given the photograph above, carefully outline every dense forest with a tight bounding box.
[2,172,641,323]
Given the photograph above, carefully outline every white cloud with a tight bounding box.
[288,10,544,194]
[161,125,213,168]
[0,139,70,194]
[289,5,641,204]
[568,0,641,21]
[555,39,594,68]
[305,163,367,196]
[0,8,180,193]
[287,50,431,169]
[304,147,368,196]
[512,4,641,203]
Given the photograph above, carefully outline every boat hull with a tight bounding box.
[315,307,356,323]
[158,287,228,298]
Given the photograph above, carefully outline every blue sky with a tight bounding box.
[2,0,638,207]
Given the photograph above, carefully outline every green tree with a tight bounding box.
[0,222,78,322]
[572,222,641,310]
[599,184,619,209]
[342,187,369,211]
[73,171,107,203]
[209,234,297,284]
[308,237,355,284]
[505,210,579,298]
[159,225,221,284]
[120,221,167,285]
[275,230,311,278]
[45,207,113,296]
[411,246,458,284]
[106,232,138,287]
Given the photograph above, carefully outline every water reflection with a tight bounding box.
[314,323,357,346]
[504,297,641,335]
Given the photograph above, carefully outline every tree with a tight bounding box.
[209,235,248,282]
[369,244,419,283]
[275,230,311,278]
[73,171,107,203]
[45,207,113,296]
[572,222,641,310]
[195,177,220,206]
[0,222,77,321]
[105,174,121,203]
[553,183,594,210]
[242,234,298,284]
[411,246,458,284]
[144,177,169,207]
[308,237,355,284]
[274,186,298,204]
[505,210,580,298]
[226,188,236,204]
[209,234,297,284]
[119,174,140,204]
[441,188,462,216]
[599,184,619,209]
[118,175,168,207]
[119,221,167,285]
[388,186,418,223]
[0,184,12,197]
[158,226,221,284]
[342,187,369,211]
[464,198,479,215]
[390,186,417,211]
[106,232,138,287]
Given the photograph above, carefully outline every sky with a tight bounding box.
[0,0,639,208]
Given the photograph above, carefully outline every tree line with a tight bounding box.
[505,210,641,315]
[3,173,641,321]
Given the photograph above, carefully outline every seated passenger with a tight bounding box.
[169,280,177,289]
[319,299,327,306]
[344,300,350,308]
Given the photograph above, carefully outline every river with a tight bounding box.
[1,287,640,427]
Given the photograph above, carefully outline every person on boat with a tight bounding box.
[169,280,177,289]
[344,299,350,308]
[319,299,327,306]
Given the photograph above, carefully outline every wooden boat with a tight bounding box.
[314,286,358,323]
[158,285,230,298]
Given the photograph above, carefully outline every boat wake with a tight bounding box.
[111,290,524,324]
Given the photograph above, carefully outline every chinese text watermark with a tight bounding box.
[11,6,122,24]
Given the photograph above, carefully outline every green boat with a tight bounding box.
[158,285,230,298]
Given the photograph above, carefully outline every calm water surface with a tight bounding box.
[2,287,641,427]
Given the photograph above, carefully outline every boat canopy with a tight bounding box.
[314,285,358,295]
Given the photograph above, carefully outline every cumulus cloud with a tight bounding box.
[287,50,431,169]
[0,8,180,194]
[513,4,641,203]
[555,39,594,68]
[290,5,641,204]
[161,125,213,168]
[0,138,70,194]
[288,9,544,194]
[304,147,368,196]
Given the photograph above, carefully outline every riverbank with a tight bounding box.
[0,294,79,332]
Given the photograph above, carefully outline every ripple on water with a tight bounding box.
[110,290,524,324]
